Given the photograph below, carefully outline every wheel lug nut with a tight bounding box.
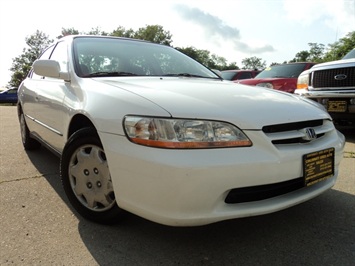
[97,181,101,187]
[94,168,99,174]
[87,182,92,188]
[84,169,90,176]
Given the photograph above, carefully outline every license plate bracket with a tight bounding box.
[303,148,335,186]
[327,101,347,112]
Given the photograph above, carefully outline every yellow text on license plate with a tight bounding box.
[327,101,347,112]
[303,148,335,186]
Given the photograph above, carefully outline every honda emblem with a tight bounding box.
[301,128,317,141]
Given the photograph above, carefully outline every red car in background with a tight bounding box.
[237,62,316,93]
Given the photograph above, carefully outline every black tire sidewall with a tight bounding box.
[20,112,41,150]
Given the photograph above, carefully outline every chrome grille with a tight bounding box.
[312,67,355,88]
[262,119,333,145]
[263,120,323,133]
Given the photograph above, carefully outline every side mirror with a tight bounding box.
[33,59,70,81]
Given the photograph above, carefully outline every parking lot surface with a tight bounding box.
[1,106,354,265]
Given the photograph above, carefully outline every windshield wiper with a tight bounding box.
[163,73,206,78]
[272,75,289,78]
[86,71,138,77]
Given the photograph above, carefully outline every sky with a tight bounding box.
[0,0,354,87]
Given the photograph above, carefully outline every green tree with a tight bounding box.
[9,30,53,88]
[133,25,172,45]
[241,56,266,70]
[210,54,229,70]
[223,62,239,70]
[291,32,354,63]
[176,46,199,60]
[291,43,324,63]
[291,50,310,62]
[86,27,109,36]
[176,46,234,69]
[323,31,355,61]
[308,43,325,62]
[110,26,135,38]
[176,47,211,65]
[57,27,79,39]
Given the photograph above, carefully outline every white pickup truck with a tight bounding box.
[295,49,355,125]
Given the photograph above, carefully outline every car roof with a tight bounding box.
[58,34,158,45]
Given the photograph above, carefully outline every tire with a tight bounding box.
[19,112,41,150]
[60,127,123,224]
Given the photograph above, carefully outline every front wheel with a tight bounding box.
[19,112,41,150]
[60,128,123,224]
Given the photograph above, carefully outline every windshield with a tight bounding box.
[342,49,355,59]
[72,37,219,79]
[220,72,236,80]
[255,63,307,79]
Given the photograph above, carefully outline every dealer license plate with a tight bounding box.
[327,101,347,112]
[303,148,335,186]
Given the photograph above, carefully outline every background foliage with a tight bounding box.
[7,26,355,88]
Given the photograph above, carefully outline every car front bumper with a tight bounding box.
[100,129,345,226]
[295,89,355,122]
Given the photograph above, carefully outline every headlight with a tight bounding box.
[123,116,252,149]
[297,72,310,90]
[256,82,273,89]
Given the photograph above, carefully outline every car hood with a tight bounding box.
[97,77,329,130]
[238,78,295,85]
[310,58,355,71]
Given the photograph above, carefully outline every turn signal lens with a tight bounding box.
[124,117,252,149]
[296,83,309,90]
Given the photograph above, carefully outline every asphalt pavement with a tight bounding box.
[0,105,354,266]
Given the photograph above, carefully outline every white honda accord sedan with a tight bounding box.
[17,35,345,226]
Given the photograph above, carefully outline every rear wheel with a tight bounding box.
[19,112,41,150]
[60,127,123,224]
